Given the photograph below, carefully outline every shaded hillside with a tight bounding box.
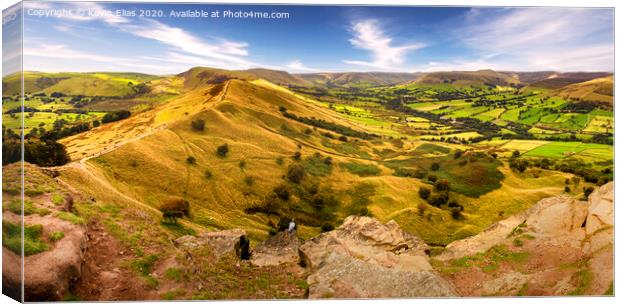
[297,72,422,88]
[2,72,159,97]
[414,70,520,87]
[554,76,613,108]
[525,72,612,90]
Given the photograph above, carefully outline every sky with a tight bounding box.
[3,1,615,75]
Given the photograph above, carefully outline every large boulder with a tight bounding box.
[175,229,250,260]
[250,231,301,267]
[299,216,456,298]
[24,216,88,301]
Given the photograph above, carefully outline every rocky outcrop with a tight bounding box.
[299,216,456,298]
[250,231,301,267]
[175,229,250,260]
[436,182,614,296]
[23,216,88,301]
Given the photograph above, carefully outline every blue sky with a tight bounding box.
[10,2,615,75]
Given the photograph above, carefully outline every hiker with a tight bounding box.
[288,219,296,234]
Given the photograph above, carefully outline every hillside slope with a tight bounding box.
[554,76,613,107]
[414,70,520,87]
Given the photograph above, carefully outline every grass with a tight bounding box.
[2,221,50,256]
[436,244,530,274]
[56,211,86,225]
[165,267,184,282]
[3,199,50,216]
[302,154,333,176]
[49,231,65,242]
[339,161,381,177]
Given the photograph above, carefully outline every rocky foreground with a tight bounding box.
[4,180,613,299]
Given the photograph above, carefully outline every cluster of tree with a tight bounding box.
[417,179,463,219]
[101,110,131,124]
[508,151,612,185]
[158,197,191,223]
[279,107,377,140]
[2,126,69,166]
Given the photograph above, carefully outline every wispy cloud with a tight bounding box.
[285,60,318,72]
[454,8,613,71]
[343,19,425,70]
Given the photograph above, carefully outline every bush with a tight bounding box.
[583,186,594,199]
[186,156,196,165]
[417,203,427,216]
[244,175,255,186]
[239,160,246,169]
[430,162,440,171]
[204,169,213,179]
[359,207,371,216]
[275,156,285,166]
[427,174,437,183]
[564,186,571,193]
[320,223,335,232]
[428,192,449,207]
[418,187,431,200]
[191,119,206,131]
[286,164,306,184]
[292,151,302,161]
[158,197,190,223]
[273,184,291,200]
[323,157,333,166]
[216,144,229,157]
[454,150,463,159]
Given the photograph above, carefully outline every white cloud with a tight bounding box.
[343,19,425,70]
[459,8,613,71]
[285,60,318,72]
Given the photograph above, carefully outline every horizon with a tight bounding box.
[2,2,615,76]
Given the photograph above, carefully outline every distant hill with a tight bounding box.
[554,76,613,107]
[296,72,422,88]
[2,71,159,97]
[499,71,557,84]
[523,72,612,90]
[414,69,520,87]
[244,68,313,87]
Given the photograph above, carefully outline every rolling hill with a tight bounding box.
[414,69,520,87]
[297,72,422,88]
[554,76,614,107]
[523,72,612,90]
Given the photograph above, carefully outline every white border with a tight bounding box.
[0,1,617,304]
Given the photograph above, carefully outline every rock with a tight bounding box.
[585,182,613,235]
[175,229,250,260]
[482,272,529,295]
[299,216,456,298]
[250,231,301,267]
[24,216,88,301]
[2,247,22,301]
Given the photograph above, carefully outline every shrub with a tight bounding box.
[158,197,190,223]
[512,150,521,158]
[186,156,196,165]
[428,192,449,207]
[418,187,431,200]
[190,119,205,131]
[244,175,255,186]
[323,157,333,166]
[450,208,463,220]
[292,151,302,161]
[239,160,246,170]
[286,164,306,184]
[583,186,594,199]
[430,162,440,171]
[490,152,498,159]
[216,144,229,157]
[204,169,213,179]
[275,156,285,166]
[417,203,427,216]
[101,110,131,124]
[359,207,371,216]
[427,174,437,183]
[564,186,571,193]
[320,223,335,232]
[273,184,291,201]
[454,150,463,159]
[338,135,348,142]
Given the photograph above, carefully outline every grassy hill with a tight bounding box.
[554,76,613,107]
[523,72,612,90]
[56,70,577,246]
[297,72,422,88]
[2,71,159,97]
[414,70,520,87]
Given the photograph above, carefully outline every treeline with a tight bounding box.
[2,127,69,166]
[279,107,377,140]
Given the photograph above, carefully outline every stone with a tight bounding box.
[175,228,250,260]
[250,231,301,267]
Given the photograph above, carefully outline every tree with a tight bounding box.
[434,179,450,192]
[158,197,190,223]
[292,151,302,161]
[191,119,206,131]
[418,187,431,200]
[273,183,290,200]
[512,150,521,158]
[286,163,306,184]
[186,156,196,165]
[216,144,229,157]
[427,174,438,183]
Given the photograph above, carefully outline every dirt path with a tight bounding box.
[73,220,157,301]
